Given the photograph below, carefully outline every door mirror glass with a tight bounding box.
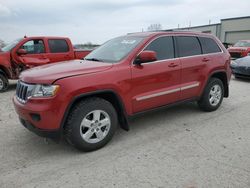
[135,50,157,65]
[17,49,27,55]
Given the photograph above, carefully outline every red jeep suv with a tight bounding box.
[13,32,231,151]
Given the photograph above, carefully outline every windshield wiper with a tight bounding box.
[84,58,103,62]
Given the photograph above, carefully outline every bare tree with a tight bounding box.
[147,24,162,31]
[0,39,6,48]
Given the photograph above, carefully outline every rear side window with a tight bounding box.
[199,37,222,54]
[48,39,69,53]
[176,36,202,57]
[145,36,174,60]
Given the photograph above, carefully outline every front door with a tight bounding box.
[131,36,181,113]
[18,39,50,67]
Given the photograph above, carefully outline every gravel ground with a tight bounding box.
[0,78,250,188]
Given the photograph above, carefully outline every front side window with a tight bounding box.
[199,37,221,54]
[21,40,45,54]
[84,36,144,63]
[176,36,202,57]
[48,39,69,53]
[144,36,174,61]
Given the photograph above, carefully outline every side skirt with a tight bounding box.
[127,97,199,121]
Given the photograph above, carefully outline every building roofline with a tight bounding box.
[221,16,250,21]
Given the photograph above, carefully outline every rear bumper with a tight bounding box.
[231,66,250,78]
[19,118,61,139]
[234,73,250,79]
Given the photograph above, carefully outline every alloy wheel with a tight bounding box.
[79,110,111,144]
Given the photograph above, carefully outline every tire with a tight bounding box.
[0,73,9,93]
[198,78,224,112]
[64,97,118,151]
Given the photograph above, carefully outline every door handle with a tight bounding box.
[168,63,178,68]
[202,58,210,62]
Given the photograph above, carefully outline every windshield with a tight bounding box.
[234,41,250,47]
[1,38,22,52]
[84,36,144,63]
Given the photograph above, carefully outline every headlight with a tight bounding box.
[30,84,60,98]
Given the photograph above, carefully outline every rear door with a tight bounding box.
[175,36,207,100]
[131,36,181,113]
[17,39,50,67]
[47,39,73,63]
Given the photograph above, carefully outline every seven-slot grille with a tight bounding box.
[16,81,35,103]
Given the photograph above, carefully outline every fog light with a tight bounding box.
[30,113,41,122]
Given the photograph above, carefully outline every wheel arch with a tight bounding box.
[207,71,229,98]
[0,65,10,78]
[61,90,130,132]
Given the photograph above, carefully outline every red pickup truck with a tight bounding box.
[0,36,91,92]
[228,40,250,59]
[13,32,231,151]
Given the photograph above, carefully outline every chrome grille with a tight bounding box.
[16,81,35,103]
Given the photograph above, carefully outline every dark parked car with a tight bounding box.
[231,56,250,79]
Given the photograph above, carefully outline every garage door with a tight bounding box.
[225,31,250,44]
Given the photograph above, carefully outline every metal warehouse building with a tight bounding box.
[166,16,250,45]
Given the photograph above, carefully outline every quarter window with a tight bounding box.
[199,37,221,54]
[145,36,174,60]
[21,40,45,54]
[176,36,202,57]
[48,39,69,53]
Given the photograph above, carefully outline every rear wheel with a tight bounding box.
[198,78,224,112]
[64,97,118,151]
[0,74,9,92]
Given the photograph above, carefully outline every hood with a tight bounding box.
[235,56,250,67]
[20,60,113,84]
[228,47,249,52]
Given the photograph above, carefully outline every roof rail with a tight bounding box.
[165,29,202,33]
[127,30,203,35]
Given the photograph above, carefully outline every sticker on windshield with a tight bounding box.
[121,40,137,44]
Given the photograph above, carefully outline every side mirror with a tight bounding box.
[134,50,157,65]
[17,49,27,55]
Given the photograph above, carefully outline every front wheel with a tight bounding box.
[64,97,118,151]
[0,74,9,93]
[198,78,224,112]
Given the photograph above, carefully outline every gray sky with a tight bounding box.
[0,0,250,44]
